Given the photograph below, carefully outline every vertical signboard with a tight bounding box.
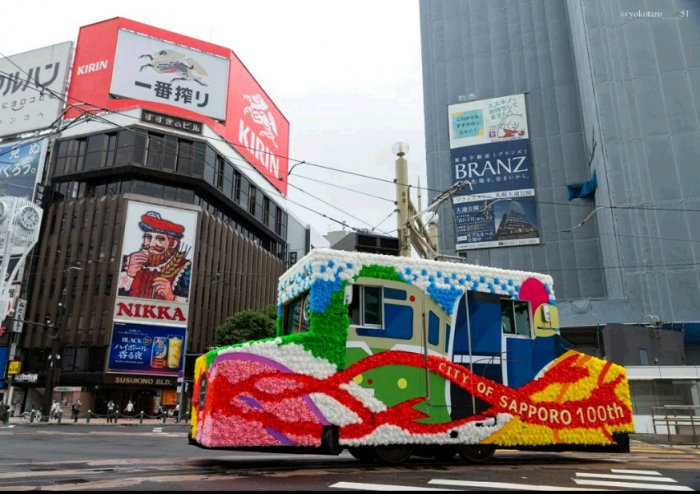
[108,200,198,377]
[448,94,540,250]
[0,42,72,137]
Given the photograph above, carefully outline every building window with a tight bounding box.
[216,156,225,190]
[263,197,270,225]
[639,348,649,366]
[348,285,383,328]
[249,185,257,216]
[282,292,311,335]
[234,171,241,202]
[501,300,531,337]
[276,208,284,236]
[177,139,193,174]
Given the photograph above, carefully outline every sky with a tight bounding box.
[1,0,428,240]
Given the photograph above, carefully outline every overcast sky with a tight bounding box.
[2,0,428,239]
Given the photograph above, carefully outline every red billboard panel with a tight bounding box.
[67,18,289,195]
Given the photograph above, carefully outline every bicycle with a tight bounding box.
[19,411,42,423]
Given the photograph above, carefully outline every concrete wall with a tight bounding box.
[420,0,606,307]
[603,324,685,366]
[569,0,700,324]
[420,0,700,327]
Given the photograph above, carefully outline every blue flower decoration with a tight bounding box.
[466,275,472,281]
[508,280,513,286]
[422,269,428,276]
[320,265,327,273]
[480,276,486,283]
[494,278,500,285]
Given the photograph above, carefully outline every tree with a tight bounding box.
[214,304,278,347]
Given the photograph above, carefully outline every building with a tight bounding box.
[420,0,700,431]
[4,17,309,417]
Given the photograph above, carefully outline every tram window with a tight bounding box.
[348,285,383,328]
[283,293,311,335]
[501,300,531,337]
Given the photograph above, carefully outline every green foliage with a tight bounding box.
[279,280,349,370]
[356,264,403,283]
[214,304,278,347]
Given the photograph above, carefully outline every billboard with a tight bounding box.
[448,94,539,251]
[0,138,48,200]
[0,42,72,137]
[66,18,290,195]
[110,29,229,120]
[114,200,198,323]
[107,321,186,376]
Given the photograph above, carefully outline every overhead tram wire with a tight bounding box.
[4,59,699,217]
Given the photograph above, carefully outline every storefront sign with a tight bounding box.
[8,361,20,375]
[55,386,82,392]
[141,110,203,135]
[16,373,38,383]
[12,299,26,333]
[103,374,177,387]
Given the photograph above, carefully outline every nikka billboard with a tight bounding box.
[109,200,197,376]
[66,18,289,195]
[448,94,540,250]
[114,200,198,325]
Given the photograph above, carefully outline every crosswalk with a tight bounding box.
[330,469,694,491]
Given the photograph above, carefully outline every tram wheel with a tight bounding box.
[457,444,495,463]
[374,445,413,465]
[347,446,377,463]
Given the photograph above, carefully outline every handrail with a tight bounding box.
[651,405,699,447]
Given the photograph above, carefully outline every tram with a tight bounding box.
[189,249,634,464]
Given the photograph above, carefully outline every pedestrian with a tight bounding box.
[174,403,180,423]
[71,400,81,423]
[155,403,163,419]
[124,400,134,419]
[13,402,20,417]
[50,401,61,421]
[106,400,115,423]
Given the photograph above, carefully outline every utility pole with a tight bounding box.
[393,140,411,257]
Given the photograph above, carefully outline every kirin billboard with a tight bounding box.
[66,18,289,195]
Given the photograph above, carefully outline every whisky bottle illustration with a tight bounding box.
[151,337,168,368]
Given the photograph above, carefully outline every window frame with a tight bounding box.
[348,285,384,329]
[500,298,533,338]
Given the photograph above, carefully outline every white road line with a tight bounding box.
[610,469,662,476]
[573,479,693,491]
[331,482,457,491]
[429,480,600,491]
[576,473,676,483]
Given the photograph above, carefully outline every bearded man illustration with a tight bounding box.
[119,211,192,302]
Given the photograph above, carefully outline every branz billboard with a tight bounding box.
[448,94,539,250]
[0,42,72,138]
[66,18,289,195]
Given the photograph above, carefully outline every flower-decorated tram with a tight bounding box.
[189,249,634,464]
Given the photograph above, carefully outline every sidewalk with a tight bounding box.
[4,415,189,426]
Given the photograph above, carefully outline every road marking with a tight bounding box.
[611,469,662,475]
[331,482,457,491]
[573,479,693,491]
[429,480,599,491]
[576,472,676,482]
[632,449,685,454]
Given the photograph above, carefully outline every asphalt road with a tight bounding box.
[1,425,698,491]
